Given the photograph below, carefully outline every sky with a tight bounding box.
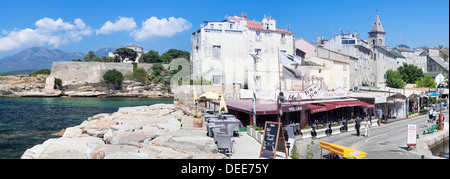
[0,0,448,58]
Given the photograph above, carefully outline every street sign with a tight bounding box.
[407,124,417,147]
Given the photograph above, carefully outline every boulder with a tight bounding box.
[22,136,104,159]
[109,131,157,146]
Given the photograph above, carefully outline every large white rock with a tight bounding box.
[22,136,104,159]
[109,131,157,146]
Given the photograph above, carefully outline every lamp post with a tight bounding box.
[437,84,444,131]
[249,52,261,126]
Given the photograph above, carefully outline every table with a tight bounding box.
[204,114,219,122]
[208,118,244,132]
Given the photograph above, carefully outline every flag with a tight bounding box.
[282,65,302,80]
[279,51,302,80]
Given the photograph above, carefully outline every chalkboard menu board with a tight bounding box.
[259,121,287,159]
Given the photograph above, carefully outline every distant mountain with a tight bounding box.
[2,69,38,75]
[415,46,430,50]
[95,46,117,58]
[395,44,411,49]
[0,47,85,73]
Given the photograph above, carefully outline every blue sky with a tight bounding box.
[0,0,448,58]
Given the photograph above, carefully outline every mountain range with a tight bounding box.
[0,47,117,73]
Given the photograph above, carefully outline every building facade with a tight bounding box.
[319,32,375,89]
[191,13,294,91]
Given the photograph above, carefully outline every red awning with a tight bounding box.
[211,100,308,115]
[308,104,335,114]
[308,100,375,114]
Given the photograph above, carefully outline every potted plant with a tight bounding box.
[256,130,263,143]
[193,114,203,128]
[174,98,179,106]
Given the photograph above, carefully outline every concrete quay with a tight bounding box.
[295,110,449,159]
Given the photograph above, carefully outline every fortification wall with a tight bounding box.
[49,62,166,84]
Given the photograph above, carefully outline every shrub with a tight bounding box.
[133,67,147,84]
[103,69,124,89]
[54,78,62,90]
[30,69,51,76]
[151,63,165,76]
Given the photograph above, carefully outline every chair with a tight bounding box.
[215,133,233,155]
[206,123,215,137]
[212,127,225,143]
[227,124,236,136]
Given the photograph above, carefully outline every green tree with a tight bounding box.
[415,75,437,88]
[386,69,406,89]
[161,49,190,62]
[113,48,137,63]
[83,51,97,62]
[397,63,424,84]
[103,69,124,89]
[160,54,172,63]
[142,50,161,63]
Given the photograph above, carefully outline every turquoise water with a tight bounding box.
[0,97,173,159]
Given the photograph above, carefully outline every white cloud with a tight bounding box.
[96,17,137,35]
[0,18,92,51]
[131,17,192,41]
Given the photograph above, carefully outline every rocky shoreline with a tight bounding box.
[0,78,174,98]
[21,104,226,159]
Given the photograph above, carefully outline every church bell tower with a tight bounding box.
[368,13,386,47]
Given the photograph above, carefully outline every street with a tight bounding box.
[296,110,449,159]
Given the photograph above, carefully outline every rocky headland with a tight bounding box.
[21,104,226,159]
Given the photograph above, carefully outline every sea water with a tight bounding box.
[0,97,172,159]
[430,138,449,159]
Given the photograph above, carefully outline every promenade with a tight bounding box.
[231,110,449,159]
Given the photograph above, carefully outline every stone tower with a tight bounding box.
[368,13,386,47]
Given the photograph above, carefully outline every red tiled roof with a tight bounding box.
[230,16,293,34]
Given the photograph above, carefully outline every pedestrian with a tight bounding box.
[432,109,437,122]
[428,108,433,122]
[355,116,361,137]
[364,118,371,138]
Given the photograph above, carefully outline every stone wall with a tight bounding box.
[49,62,168,84]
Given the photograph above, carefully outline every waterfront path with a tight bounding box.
[296,110,449,159]
[231,110,448,159]
[230,132,287,159]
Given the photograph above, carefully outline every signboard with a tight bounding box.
[406,124,417,147]
[286,84,347,102]
[259,121,287,159]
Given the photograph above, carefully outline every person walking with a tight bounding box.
[364,118,371,138]
[355,116,361,137]
[428,108,433,122]
[432,109,437,123]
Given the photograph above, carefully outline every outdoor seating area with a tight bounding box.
[204,111,244,157]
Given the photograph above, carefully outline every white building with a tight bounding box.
[191,13,294,91]
[108,43,144,63]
